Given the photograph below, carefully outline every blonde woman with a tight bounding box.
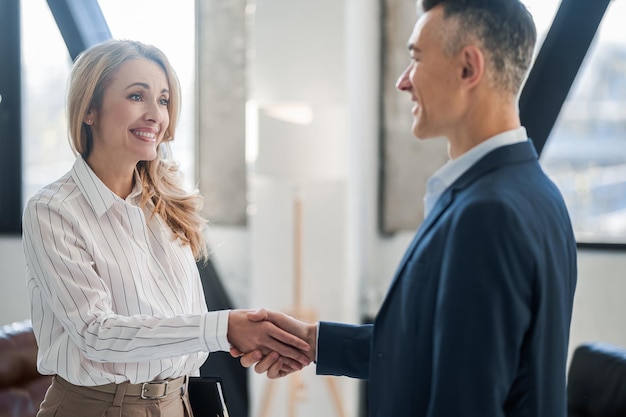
[22,39,309,417]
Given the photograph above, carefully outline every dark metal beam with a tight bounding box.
[520,0,611,156]
[0,0,22,235]
[46,0,112,60]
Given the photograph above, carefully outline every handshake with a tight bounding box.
[227,309,317,379]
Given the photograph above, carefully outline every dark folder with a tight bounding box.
[188,376,230,417]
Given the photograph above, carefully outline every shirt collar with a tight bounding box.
[423,127,528,217]
[429,127,528,193]
[71,156,143,218]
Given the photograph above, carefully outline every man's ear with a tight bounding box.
[460,45,485,88]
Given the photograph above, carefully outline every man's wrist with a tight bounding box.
[311,322,319,363]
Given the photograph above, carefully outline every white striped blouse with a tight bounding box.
[22,156,230,386]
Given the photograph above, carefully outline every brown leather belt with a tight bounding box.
[89,375,187,399]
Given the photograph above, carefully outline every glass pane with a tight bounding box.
[540,1,626,244]
[21,0,196,206]
[523,0,562,44]
[21,0,74,204]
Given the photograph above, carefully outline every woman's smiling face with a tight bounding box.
[86,58,170,169]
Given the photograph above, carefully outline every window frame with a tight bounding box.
[0,0,22,235]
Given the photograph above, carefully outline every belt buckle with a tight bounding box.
[141,380,168,399]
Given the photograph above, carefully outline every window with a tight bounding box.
[21,0,73,203]
[539,1,626,244]
[22,0,196,205]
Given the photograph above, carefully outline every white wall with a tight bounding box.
[243,0,366,415]
[568,250,626,358]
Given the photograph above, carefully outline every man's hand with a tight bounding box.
[227,309,312,368]
[230,309,318,379]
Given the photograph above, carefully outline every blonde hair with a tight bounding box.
[67,39,207,260]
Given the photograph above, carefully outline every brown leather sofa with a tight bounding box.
[0,320,51,417]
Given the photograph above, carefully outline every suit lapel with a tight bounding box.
[381,140,539,303]
[386,188,454,292]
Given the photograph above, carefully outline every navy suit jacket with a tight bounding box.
[316,140,577,417]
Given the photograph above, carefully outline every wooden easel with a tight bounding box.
[257,195,347,417]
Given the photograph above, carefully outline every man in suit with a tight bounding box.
[236,0,577,415]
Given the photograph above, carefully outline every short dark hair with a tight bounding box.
[420,0,537,95]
